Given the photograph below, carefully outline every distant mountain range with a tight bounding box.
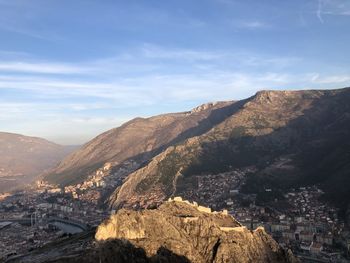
[44,87,350,216]
[0,132,77,193]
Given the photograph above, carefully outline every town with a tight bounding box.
[0,160,139,260]
[1,165,350,262]
[180,170,350,262]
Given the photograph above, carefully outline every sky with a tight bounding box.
[0,0,349,145]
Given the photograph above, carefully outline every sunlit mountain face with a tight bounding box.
[1,0,350,262]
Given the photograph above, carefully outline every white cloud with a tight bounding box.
[316,0,350,23]
[141,44,225,61]
[237,21,269,29]
[1,46,349,144]
[0,45,301,78]
[310,73,350,84]
[317,0,324,23]
[0,61,92,74]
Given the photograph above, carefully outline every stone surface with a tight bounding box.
[96,200,298,263]
[5,200,298,263]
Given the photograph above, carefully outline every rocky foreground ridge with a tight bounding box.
[6,198,298,263]
[95,198,298,263]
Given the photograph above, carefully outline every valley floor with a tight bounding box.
[1,166,350,262]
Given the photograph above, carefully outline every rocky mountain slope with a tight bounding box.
[110,88,350,215]
[45,101,240,185]
[5,199,298,263]
[0,132,76,192]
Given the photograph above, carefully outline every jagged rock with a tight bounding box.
[191,102,220,113]
[5,201,298,263]
[96,200,299,263]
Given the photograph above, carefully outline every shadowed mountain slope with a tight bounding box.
[110,88,350,215]
[45,101,241,185]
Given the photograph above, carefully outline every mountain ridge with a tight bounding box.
[41,87,350,218]
[0,132,77,192]
[44,100,238,185]
[108,87,350,215]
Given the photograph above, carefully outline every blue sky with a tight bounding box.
[0,0,349,145]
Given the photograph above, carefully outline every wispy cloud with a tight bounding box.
[317,0,324,23]
[0,46,344,103]
[0,0,64,41]
[141,44,225,61]
[1,45,349,144]
[0,45,300,77]
[316,0,350,23]
[0,23,52,40]
[0,61,93,74]
[310,73,350,84]
[237,20,269,29]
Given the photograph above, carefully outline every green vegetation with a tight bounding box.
[135,176,156,194]
[230,126,247,137]
[241,173,287,204]
[157,150,183,193]
[135,149,186,194]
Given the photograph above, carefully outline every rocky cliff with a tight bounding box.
[6,199,298,263]
[94,199,297,263]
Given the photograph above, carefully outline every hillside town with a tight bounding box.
[0,160,140,260]
[0,184,102,259]
[1,164,350,262]
[179,171,350,262]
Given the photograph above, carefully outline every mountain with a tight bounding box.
[109,88,350,215]
[6,199,298,263]
[42,87,350,216]
[0,132,77,192]
[45,101,240,185]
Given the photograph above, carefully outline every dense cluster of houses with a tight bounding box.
[1,160,350,262]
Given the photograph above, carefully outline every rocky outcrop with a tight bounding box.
[96,199,298,263]
[5,199,298,263]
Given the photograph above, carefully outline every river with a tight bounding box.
[51,221,84,234]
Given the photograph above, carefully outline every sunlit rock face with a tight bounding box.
[96,199,298,263]
[6,198,298,263]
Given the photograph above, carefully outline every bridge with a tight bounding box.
[0,218,32,224]
[47,217,88,232]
